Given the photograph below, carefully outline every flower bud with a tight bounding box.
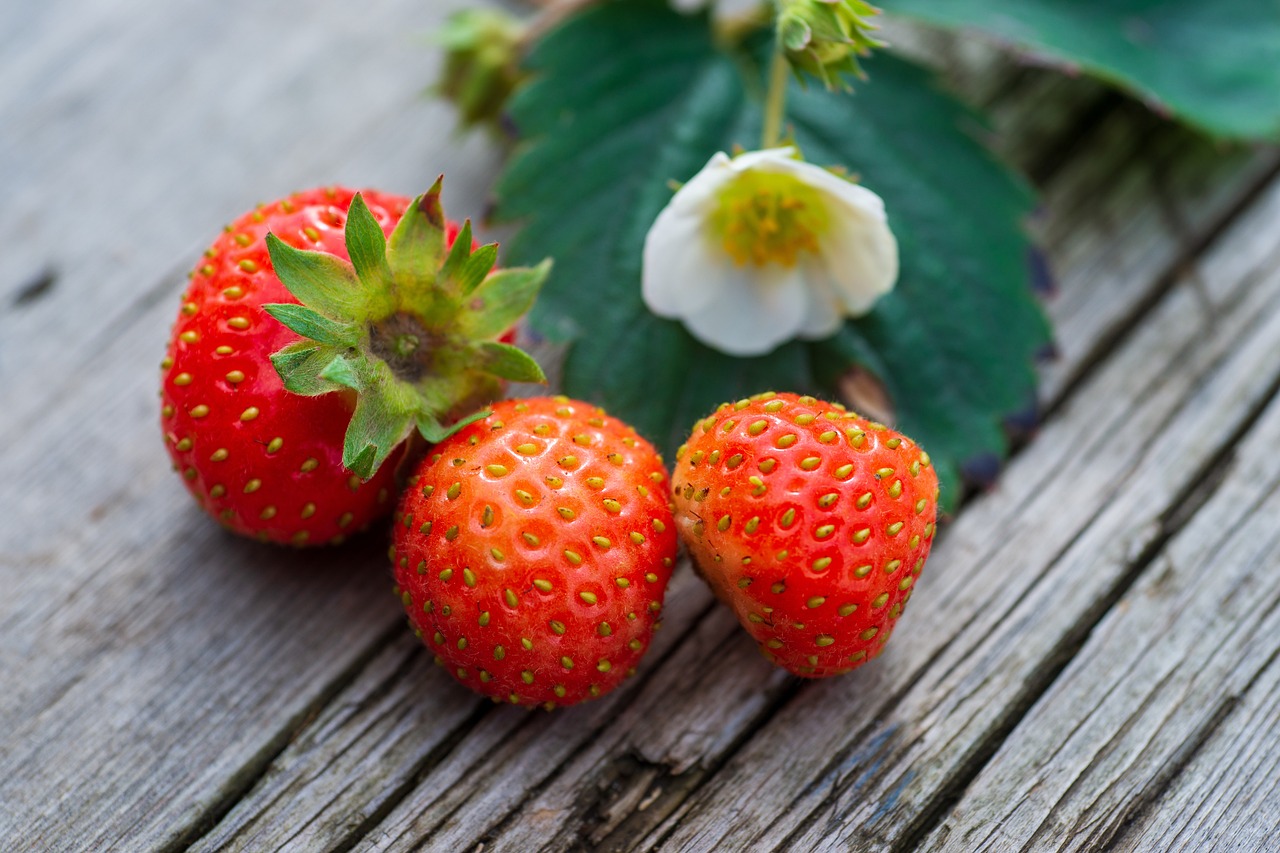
[776,0,885,89]
[437,9,527,131]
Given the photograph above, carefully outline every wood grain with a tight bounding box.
[932,414,1280,851]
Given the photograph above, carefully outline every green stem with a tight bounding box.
[761,43,789,149]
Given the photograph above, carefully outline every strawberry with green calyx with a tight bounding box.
[161,183,547,547]
[392,397,678,709]
[264,176,551,481]
[670,392,938,677]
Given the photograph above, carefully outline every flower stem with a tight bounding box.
[761,44,789,149]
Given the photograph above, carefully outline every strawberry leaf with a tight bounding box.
[387,178,447,280]
[417,407,490,445]
[476,341,548,384]
[883,0,1280,140]
[318,354,362,392]
[439,220,476,281]
[262,303,358,347]
[457,245,501,296]
[459,261,554,340]
[264,233,361,316]
[493,0,1050,511]
[269,342,347,397]
[265,178,550,480]
[344,193,396,295]
[342,362,414,479]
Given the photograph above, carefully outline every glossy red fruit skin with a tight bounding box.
[391,397,679,709]
[160,188,461,545]
[670,393,939,677]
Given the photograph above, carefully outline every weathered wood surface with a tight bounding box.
[4,3,1280,852]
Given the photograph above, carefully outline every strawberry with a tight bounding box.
[161,181,549,545]
[670,392,938,677]
[391,397,678,709]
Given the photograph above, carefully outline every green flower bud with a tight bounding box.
[776,0,885,90]
[437,9,527,131]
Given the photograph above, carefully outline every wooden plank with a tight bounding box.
[1123,641,1280,851]
[922,380,1280,852]
[183,635,483,853]
[640,168,1280,851]
[189,111,1279,850]
[0,0,504,849]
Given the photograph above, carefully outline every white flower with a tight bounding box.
[642,147,898,357]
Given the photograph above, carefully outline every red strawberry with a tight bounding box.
[391,397,678,709]
[670,392,938,677]
[161,181,549,545]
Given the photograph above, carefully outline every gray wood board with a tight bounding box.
[934,398,1280,853]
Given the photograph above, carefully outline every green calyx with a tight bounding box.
[264,177,550,480]
[776,0,886,90]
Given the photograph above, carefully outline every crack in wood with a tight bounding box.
[328,701,496,853]
[589,676,805,853]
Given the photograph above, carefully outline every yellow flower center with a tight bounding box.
[709,169,831,267]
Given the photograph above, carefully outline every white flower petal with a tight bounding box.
[726,146,798,173]
[666,151,735,212]
[642,153,738,318]
[681,262,809,356]
[818,198,899,315]
[796,258,845,340]
[643,224,734,319]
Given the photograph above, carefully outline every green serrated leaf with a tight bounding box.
[269,342,347,397]
[388,178,447,282]
[265,233,362,316]
[458,261,552,340]
[345,193,396,293]
[263,303,358,347]
[494,0,1050,510]
[476,341,548,384]
[883,0,1280,140]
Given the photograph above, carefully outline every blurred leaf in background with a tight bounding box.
[883,0,1280,139]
